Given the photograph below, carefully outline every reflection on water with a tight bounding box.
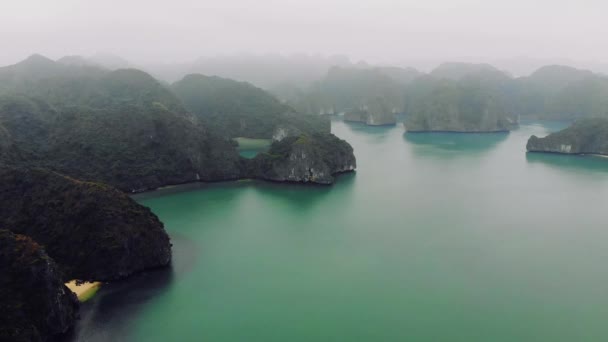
[65,235,198,342]
[403,131,509,153]
[250,172,356,212]
[341,121,400,145]
[526,152,608,174]
[64,269,174,342]
[133,180,254,202]
[344,121,400,134]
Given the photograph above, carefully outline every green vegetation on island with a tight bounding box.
[404,72,518,132]
[527,118,608,155]
[290,62,608,132]
[0,166,172,282]
[248,133,356,184]
[291,66,407,125]
[512,66,608,120]
[0,56,242,192]
[0,54,359,341]
[0,55,358,193]
[0,229,79,342]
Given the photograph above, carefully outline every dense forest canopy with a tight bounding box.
[0,229,79,342]
[0,55,242,192]
[527,118,608,154]
[0,166,172,282]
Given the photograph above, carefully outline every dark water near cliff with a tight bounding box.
[72,120,608,341]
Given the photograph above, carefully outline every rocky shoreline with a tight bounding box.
[526,118,608,155]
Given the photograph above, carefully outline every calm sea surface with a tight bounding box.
[70,119,608,341]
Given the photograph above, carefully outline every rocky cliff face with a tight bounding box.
[0,167,171,282]
[404,75,518,133]
[344,100,397,126]
[405,109,517,132]
[343,110,367,123]
[343,97,397,126]
[345,110,397,126]
[527,118,608,155]
[248,133,356,184]
[294,66,405,117]
[365,111,396,126]
[0,229,79,342]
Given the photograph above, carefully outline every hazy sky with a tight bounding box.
[2,0,607,68]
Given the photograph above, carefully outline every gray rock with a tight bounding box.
[344,97,397,126]
[249,133,356,184]
[527,118,608,155]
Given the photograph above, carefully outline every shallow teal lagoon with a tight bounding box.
[73,120,608,341]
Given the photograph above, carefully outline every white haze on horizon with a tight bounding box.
[2,0,608,75]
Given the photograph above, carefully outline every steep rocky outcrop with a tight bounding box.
[0,229,79,342]
[526,118,608,155]
[344,110,396,126]
[343,110,368,124]
[510,65,608,120]
[344,97,396,126]
[0,167,171,282]
[404,75,518,132]
[248,133,356,184]
[292,66,405,117]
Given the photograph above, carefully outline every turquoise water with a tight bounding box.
[235,137,271,158]
[238,149,265,158]
[73,120,608,341]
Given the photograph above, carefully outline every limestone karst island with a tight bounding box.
[2,1,608,341]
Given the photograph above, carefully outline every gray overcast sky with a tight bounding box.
[2,0,607,68]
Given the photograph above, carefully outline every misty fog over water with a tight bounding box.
[3,0,608,76]
[4,1,608,341]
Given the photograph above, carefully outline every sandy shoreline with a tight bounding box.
[65,281,102,302]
